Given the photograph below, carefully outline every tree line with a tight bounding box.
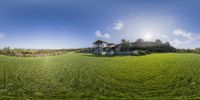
[176,48,200,54]
[120,39,176,52]
[0,47,92,57]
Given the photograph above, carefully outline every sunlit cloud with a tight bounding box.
[113,20,123,31]
[107,16,200,48]
[173,29,192,39]
[171,29,200,47]
[171,39,191,47]
[119,15,176,42]
[95,30,111,39]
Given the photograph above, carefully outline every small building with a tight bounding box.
[93,40,115,54]
[93,40,108,53]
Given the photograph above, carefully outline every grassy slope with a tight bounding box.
[0,53,200,99]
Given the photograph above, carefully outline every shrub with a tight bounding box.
[138,51,146,55]
[132,51,140,56]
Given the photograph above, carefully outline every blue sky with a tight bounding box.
[0,0,200,49]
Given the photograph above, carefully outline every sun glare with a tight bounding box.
[144,33,153,41]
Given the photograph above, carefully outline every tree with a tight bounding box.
[136,38,144,43]
[121,39,131,51]
[3,47,11,55]
[121,39,127,44]
[163,42,170,46]
[156,39,162,44]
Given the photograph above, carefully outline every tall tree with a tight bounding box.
[121,39,131,51]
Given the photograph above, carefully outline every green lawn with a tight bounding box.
[1,53,200,99]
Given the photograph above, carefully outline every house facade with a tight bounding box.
[93,40,108,53]
[93,40,122,54]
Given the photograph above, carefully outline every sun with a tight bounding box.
[143,33,153,41]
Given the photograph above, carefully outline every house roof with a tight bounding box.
[93,40,108,44]
[103,44,116,48]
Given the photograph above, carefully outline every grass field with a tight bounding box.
[1,53,200,99]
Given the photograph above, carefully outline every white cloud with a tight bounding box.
[0,32,5,40]
[96,16,200,49]
[95,30,111,39]
[173,29,192,39]
[171,29,200,47]
[171,39,190,46]
[113,20,123,31]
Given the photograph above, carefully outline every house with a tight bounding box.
[93,40,108,53]
[93,40,115,54]
[92,39,174,55]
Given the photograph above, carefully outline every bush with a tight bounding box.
[132,51,140,56]
[138,51,147,55]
